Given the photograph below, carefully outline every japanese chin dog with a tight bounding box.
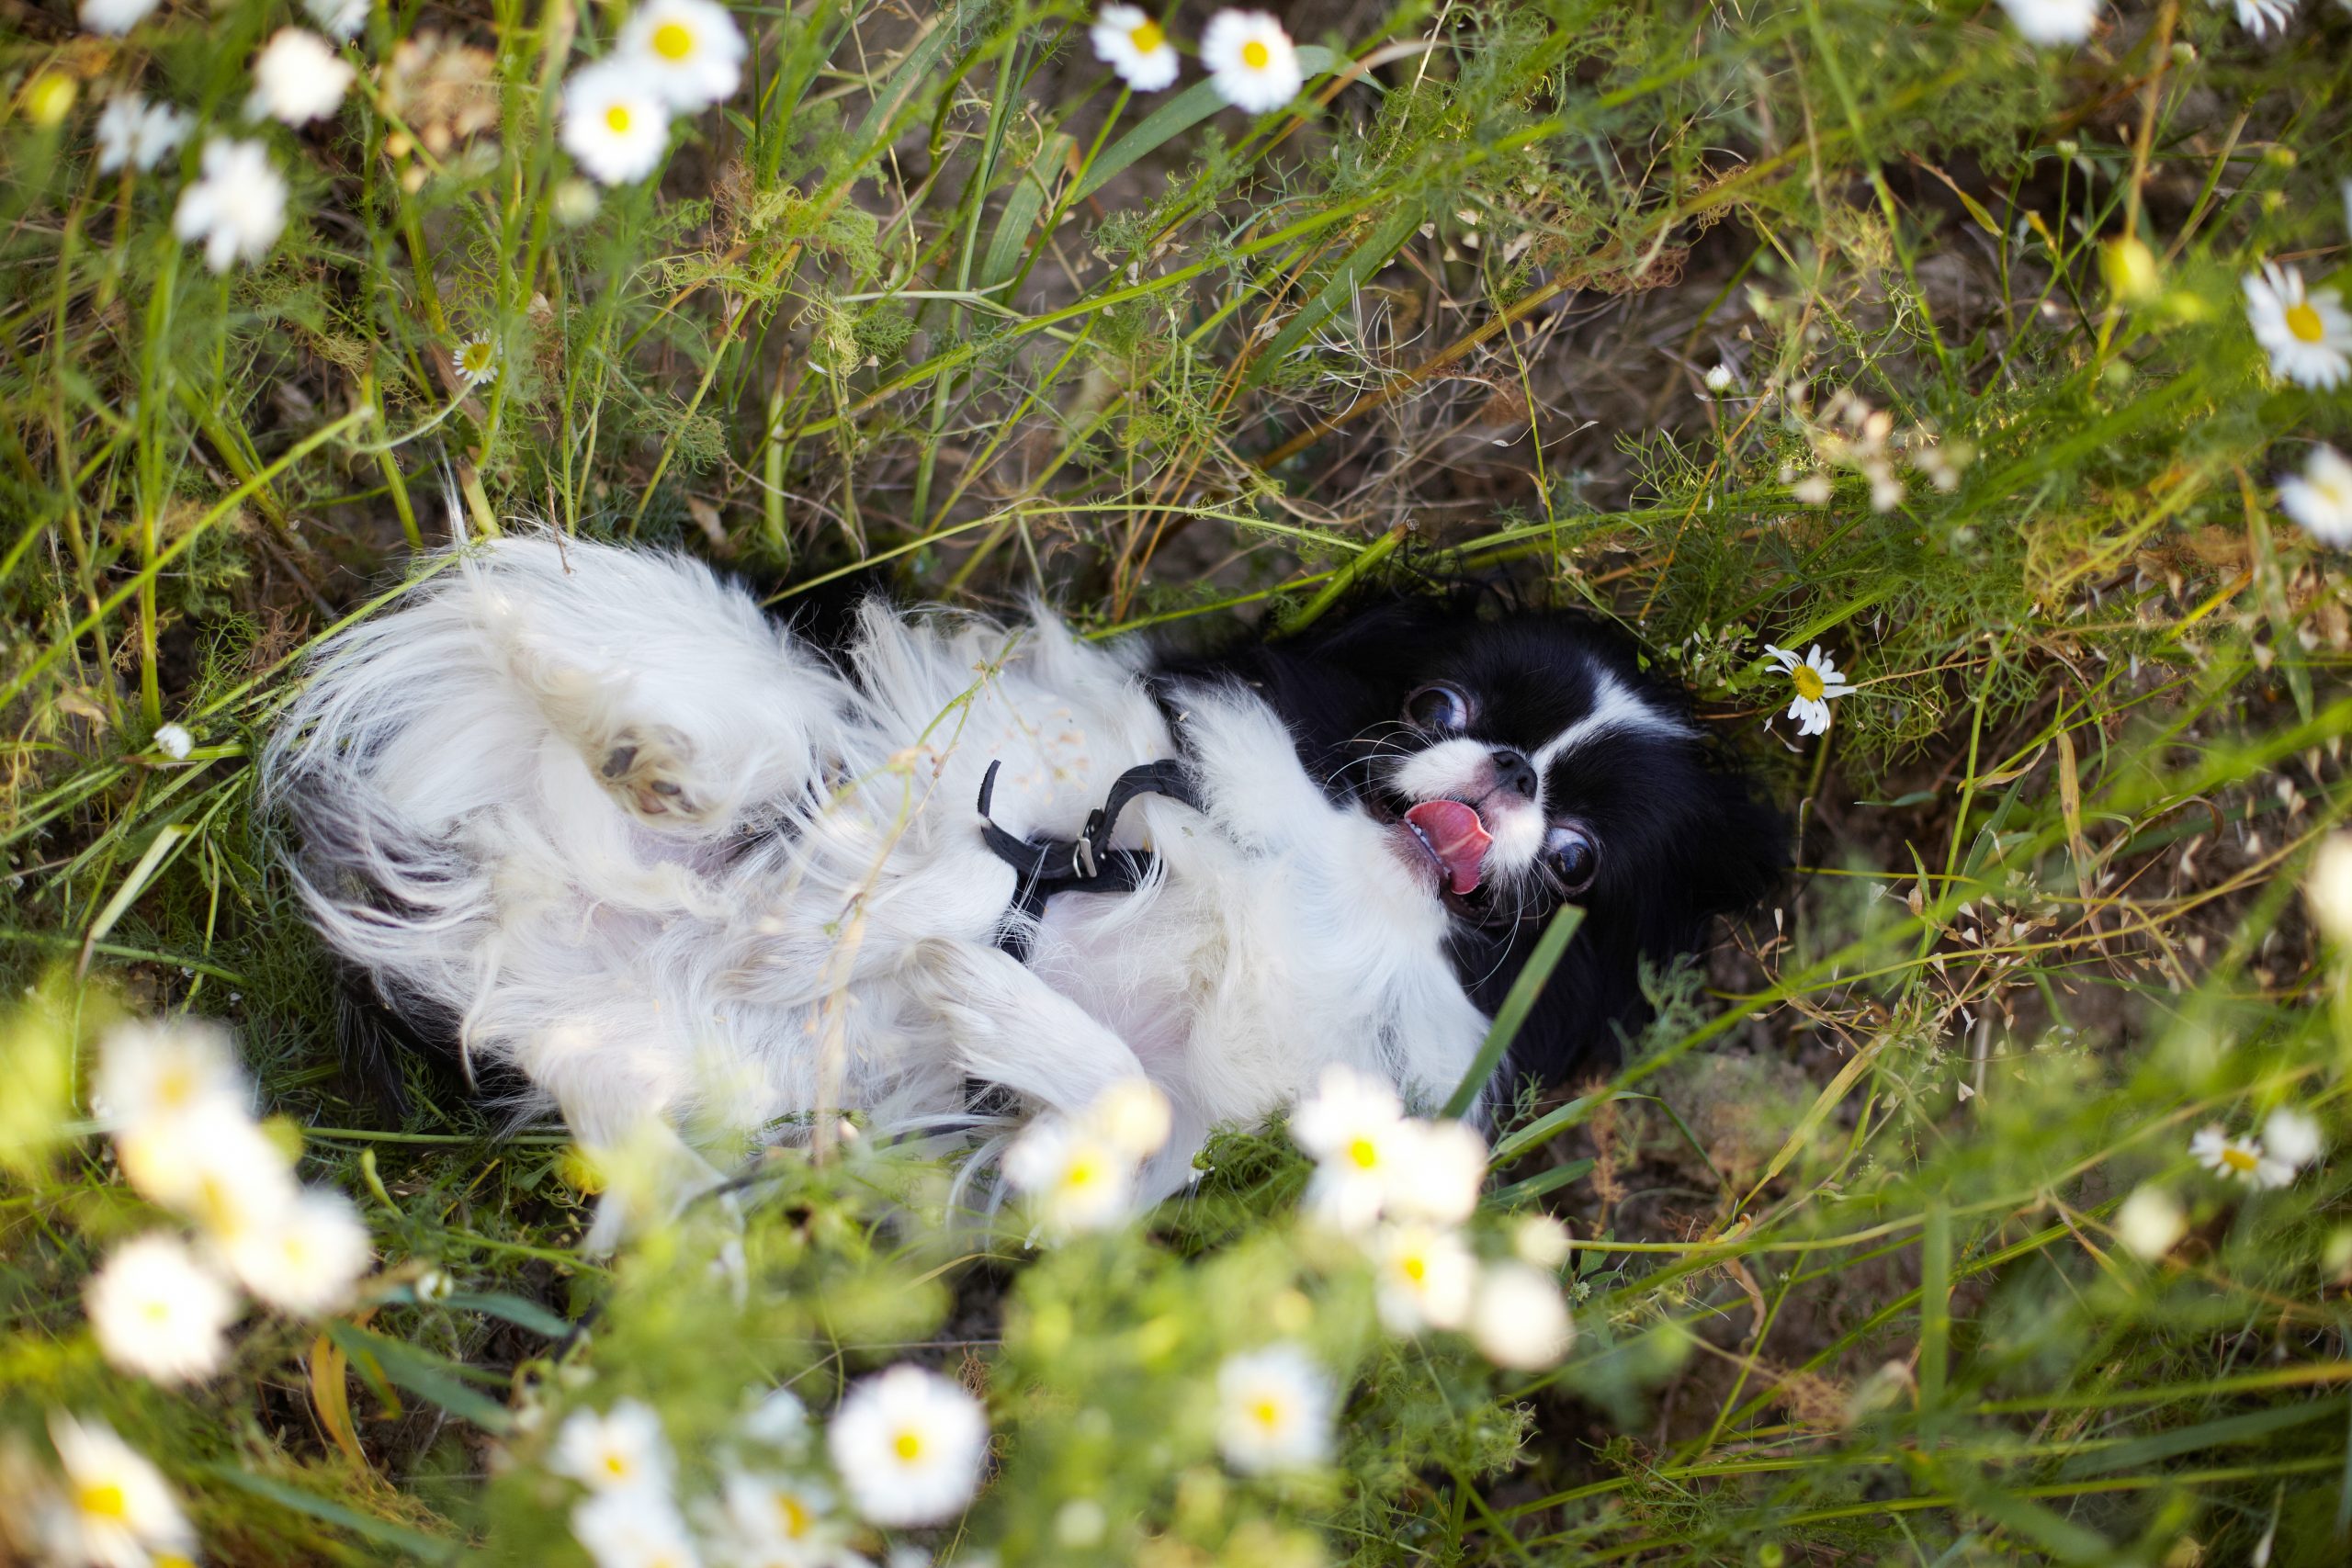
[264,534,1780,1233]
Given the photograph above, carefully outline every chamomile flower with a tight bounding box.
[1763,643,1853,739]
[2307,832,2352,944]
[1091,6,1181,92]
[827,1365,989,1528]
[2214,0,2297,35]
[2245,262,2352,389]
[708,1471,855,1568]
[1372,1222,1478,1335]
[2113,1184,2187,1261]
[1996,0,2102,45]
[572,1485,702,1568]
[249,28,356,127]
[1201,10,1303,114]
[220,1186,374,1316]
[93,1018,246,1136]
[36,1414,193,1568]
[1088,1077,1173,1158]
[173,138,288,272]
[737,1386,810,1453]
[1702,363,1736,395]
[86,1233,240,1384]
[1214,1344,1332,1474]
[562,62,673,187]
[1290,1065,1409,1233]
[1384,1119,1489,1227]
[305,0,369,39]
[152,721,195,760]
[453,333,501,388]
[2265,1107,2325,1170]
[2279,445,2352,547]
[125,1110,298,1244]
[618,0,747,110]
[96,96,190,175]
[1468,1261,1576,1371]
[1003,1115,1136,1237]
[1512,1213,1573,1269]
[550,1399,675,1495]
[2190,1124,2297,1190]
[78,0,159,36]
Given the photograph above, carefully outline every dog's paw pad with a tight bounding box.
[596,728,711,824]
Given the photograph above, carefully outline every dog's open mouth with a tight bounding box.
[1400,798,1492,897]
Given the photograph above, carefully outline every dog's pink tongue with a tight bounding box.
[1404,799,1491,896]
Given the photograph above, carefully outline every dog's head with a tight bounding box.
[1248,593,1784,1089]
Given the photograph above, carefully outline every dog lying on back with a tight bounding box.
[265,536,1779,1225]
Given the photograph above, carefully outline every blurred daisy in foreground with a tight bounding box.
[86,1234,240,1384]
[707,1471,852,1568]
[93,1019,245,1136]
[2245,262,2352,389]
[1996,0,2101,44]
[1384,1118,1488,1227]
[1468,1260,1576,1371]
[2113,1184,2187,1261]
[571,1484,701,1568]
[562,62,673,186]
[1092,5,1181,92]
[124,1110,296,1243]
[550,1399,675,1495]
[2264,1106,2325,1171]
[736,1385,809,1453]
[453,333,501,388]
[1215,1344,1332,1474]
[827,1365,988,1527]
[1004,1115,1136,1237]
[174,138,289,272]
[96,96,190,175]
[1290,1065,1410,1233]
[1373,1222,1477,1334]
[2306,832,2352,944]
[221,1186,374,1315]
[2190,1124,2296,1189]
[306,0,368,39]
[2279,445,2352,547]
[1202,10,1302,113]
[78,0,158,35]
[1762,643,1852,738]
[35,1415,193,1568]
[249,28,357,126]
[2214,0,2297,36]
[618,0,747,111]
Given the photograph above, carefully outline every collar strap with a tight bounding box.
[977,757,1203,957]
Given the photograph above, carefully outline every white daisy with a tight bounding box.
[2245,262,2352,389]
[220,1186,374,1316]
[1213,1344,1332,1474]
[96,96,189,175]
[2190,1124,2297,1190]
[1372,1222,1478,1335]
[617,0,747,110]
[78,0,159,36]
[737,1386,810,1452]
[305,0,369,39]
[1086,1077,1173,1158]
[707,1471,857,1568]
[2264,1107,2325,1170]
[2215,0,2297,35]
[172,138,289,272]
[248,28,356,127]
[561,62,673,187]
[1996,0,2102,45]
[2280,445,2352,547]
[550,1399,675,1495]
[1091,6,1181,92]
[1383,1119,1488,1227]
[1468,1261,1576,1371]
[572,1485,702,1568]
[1512,1213,1573,1269]
[86,1233,240,1385]
[152,720,195,759]
[1003,1116,1137,1238]
[1762,642,1852,738]
[2307,833,2352,944]
[452,333,501,388]
[123,1109,298,1244]
[93,1018,247,1136]
[1290,1065,1410,1234]
[35,1414,194,1568]
[1702,363,1736,395]
[2112,1184,2187,1261]
[826,1365,989,1528]
[1201,10,1303,114]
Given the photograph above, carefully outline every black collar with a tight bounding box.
[976,756,1202,959]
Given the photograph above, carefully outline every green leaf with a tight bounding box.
[201,1464,459,1562]
[327,1323,514,1433]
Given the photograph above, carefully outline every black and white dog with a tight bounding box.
[265,536,1779,1224]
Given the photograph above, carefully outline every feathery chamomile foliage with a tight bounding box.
[3,0,2352,1562]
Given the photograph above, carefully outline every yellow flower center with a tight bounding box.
[1401,1253,1427,1283]
[651,21,695,61]
[1250,1396,1283,1429]
[1347,1135,1380,1170]
[2287,301,2326,344]
[777,1494,812,1538]
[1129,18,1163,51]
[1062,1157,1100,1191]
[605,104,633,135]
[1241,39,1271,70]
[155,1064,195,1110]
[77,1480,130,1521]
[893,1428,924,1461]
[2222,1145,2258,1174]
[602,1451,629,1476]
[461,343,493,370]
[1791,665,1826,702]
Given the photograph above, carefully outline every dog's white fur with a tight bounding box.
[266,536,1495,1216]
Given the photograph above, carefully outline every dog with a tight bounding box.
[264,535,1780,1227]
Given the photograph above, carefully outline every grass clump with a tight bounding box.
[5,0,2352,1562]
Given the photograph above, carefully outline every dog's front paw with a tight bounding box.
[595,725,717,827]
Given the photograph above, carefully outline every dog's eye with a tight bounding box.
[1544,824,1599,896]
[1404,682,1473,734]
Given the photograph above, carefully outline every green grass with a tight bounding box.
[5,0,2352,1562]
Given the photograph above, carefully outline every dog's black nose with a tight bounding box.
[1489,749,1537,800]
